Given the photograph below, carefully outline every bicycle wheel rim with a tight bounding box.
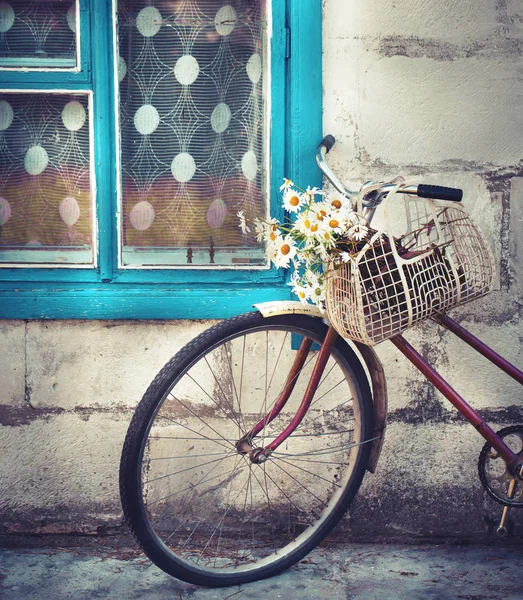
[122,313,373,585]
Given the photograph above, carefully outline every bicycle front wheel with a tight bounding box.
[120,312,374,587]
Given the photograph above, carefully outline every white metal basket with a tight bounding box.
[326,190,495,346]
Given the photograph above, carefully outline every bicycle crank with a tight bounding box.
[478,425,523,507]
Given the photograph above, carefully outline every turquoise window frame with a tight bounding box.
[0,0,322,320]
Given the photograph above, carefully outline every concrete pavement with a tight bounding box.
[1,542,522,600]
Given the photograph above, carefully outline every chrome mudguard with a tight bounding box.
[253,301,387,473]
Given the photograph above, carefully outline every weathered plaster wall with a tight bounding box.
[322,0,523,537]
[1,0,522,542]
[0,320,214,535]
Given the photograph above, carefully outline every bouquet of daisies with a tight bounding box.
[238,178,374,310]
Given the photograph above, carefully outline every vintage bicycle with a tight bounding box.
[119,136,523,587]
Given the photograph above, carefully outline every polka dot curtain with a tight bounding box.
[118,0,267,267]
[0,1,77,67]
[0,93,93,264]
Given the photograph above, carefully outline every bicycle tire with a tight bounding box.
[120,312,374,587]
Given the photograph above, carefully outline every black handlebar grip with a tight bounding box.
[319,135,336,153]
[417,184,463,202]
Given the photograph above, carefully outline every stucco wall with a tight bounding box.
[322,0,523,537]
[1,0,522,542]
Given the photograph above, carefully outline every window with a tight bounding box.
[0,0,322,319]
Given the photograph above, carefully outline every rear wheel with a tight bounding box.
[120,312,374,587]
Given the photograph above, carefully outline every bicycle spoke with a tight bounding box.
[164,458,246,549]
[154,416,234,454]
[185,370,242,432]
[249,464,278,554]
[259,465,319,529]
[210,455,244,567]
[223,341,242,420]
[150,451,233,460]
[271,455,343,488]
[273,437,377,458]
[310,377,350,407]
[237,335,248,437]
[165,393,235,450]
[146,461,242,508]
[145,452,237,485]
[269,459,328,507]
[150,454,244,547]
[195,458,250,564]
[202,355,242,431]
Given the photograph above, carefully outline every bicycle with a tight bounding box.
[119,135,523,587]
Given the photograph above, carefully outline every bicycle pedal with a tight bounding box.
[482,515,514,537]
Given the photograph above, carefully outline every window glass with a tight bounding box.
[0,92,94,265]
[117,0,268,267]
[0,0,78,69]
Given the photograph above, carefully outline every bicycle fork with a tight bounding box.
[236,325,340,463]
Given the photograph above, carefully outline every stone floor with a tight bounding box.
[1,542,522,600]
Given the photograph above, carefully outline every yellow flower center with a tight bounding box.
[270,232,277,241]
[289,195,300,207]
[304,219,311,229]
[324,232,331,240]
[329,219,339,228]
[316,210,326,221]
[331,199,342,209]
[311,224,319,232]
[281,244,291,256]
[298,291,306,299]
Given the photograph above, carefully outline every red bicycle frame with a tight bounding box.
[241,312,523,478]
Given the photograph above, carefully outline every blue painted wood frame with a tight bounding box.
[0,0,323,320]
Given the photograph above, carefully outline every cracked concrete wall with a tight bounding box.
[0,0,522,542]
[322,0,523,538]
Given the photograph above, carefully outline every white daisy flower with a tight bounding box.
[304,186,325,201]
[326,192,352,212]
[340,251,351,263]
[311,202,329,223]
[305,271,327,307]
[237,211,250,234]
[294,213,321,237]
[282,187,304,213]
[316,228,337,249]
[348,223,369,241]
[254,220,267,242]
[324,214,344,234]
[272,234,297,268]
[279,178,294,191]
[289,273,310,304]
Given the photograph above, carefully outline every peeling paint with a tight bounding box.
[377,35,523,61]
[0,405,133,427]
[388,404,523,426]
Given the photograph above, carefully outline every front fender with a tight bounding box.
[253,301,387,474]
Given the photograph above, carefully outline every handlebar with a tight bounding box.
[315,135,463,209]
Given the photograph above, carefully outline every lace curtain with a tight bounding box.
[0,92,93,264]
[0,0,77,67]
[118,0,268,267]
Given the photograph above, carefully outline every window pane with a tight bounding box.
[0,92,94,265]
[0,0,77,69]
[118,0,268,267]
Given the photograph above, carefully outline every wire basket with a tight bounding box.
[326,191,495,345]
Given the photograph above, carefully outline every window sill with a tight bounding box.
[0,282,292,319]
